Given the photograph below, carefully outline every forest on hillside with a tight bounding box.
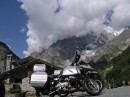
[93,45,130,86]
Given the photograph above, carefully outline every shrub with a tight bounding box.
[9,87,21,94]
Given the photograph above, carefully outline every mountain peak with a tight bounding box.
[93,28,130,62]
[31,31,114,65]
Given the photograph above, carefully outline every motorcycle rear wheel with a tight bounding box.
[84,79,101,96]
[57,91,68,97]
[58,93,68,97]
[49,94,55,97]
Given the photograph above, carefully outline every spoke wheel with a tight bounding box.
[96,80,103,91]
[57,90,68,97]
[84,79,101,96]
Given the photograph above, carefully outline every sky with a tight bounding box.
[0,0,27,58]
[0,0,130,58]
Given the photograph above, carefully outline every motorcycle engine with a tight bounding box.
[56,76,77,91]
[68,76,77,87]
[56,81,70,91]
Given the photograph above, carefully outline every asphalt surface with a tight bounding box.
[5,86,130,97]
[62,86,130,97]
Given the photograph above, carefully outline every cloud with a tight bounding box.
[18,0,130,56]
[20,26,27,33]
[111,1,130,30]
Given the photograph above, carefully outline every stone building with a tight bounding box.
[0,41,62,91]
[1,56,62,91]
[0,42,20,73]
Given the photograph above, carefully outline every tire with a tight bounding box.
[96,80,103,92]
[84,79,101,96]
[58,93,68,97]
[57,91,68,97]
[49,94,55,97]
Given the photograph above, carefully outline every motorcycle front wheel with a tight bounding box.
[84,79,101,96]
[96,80,103,92]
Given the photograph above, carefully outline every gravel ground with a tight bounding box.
[5,86,130,97]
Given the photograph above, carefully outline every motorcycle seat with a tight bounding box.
[48,74,61,78]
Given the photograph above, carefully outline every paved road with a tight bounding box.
[60,86,130,97]
[5,86,130,97]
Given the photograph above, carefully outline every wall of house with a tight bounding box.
[0,51,8,73]
[20,77,35,91]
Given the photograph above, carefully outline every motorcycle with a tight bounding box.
[77,59,104,92]
[70,51,103,93]
[30,51,102,97]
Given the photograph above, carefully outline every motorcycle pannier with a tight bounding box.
[33,64,46,72]
[30,72,48,87]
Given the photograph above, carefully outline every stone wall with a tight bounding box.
[0,50,9,73]
[20,77,35,91]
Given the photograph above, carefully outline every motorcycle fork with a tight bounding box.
[84,76,98,90]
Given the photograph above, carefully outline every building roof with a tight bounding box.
[13,56,62,69]
[0,56,62,80]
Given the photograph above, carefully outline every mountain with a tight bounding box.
[0,41,19,73]
[93,28,130,63]
[90,28,130,85]
[106,45,130,86]
[33,31,115,65]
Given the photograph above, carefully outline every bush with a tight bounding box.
[9,87,21,94]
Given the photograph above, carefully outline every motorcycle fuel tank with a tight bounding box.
[62,66,81,76]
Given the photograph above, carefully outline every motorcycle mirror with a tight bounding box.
[75,50,78,55]
[75,50,80,55]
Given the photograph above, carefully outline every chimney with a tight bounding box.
[6,54,13,71]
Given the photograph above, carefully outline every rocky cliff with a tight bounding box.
[93,28,130,63]
[0,41,19,73]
